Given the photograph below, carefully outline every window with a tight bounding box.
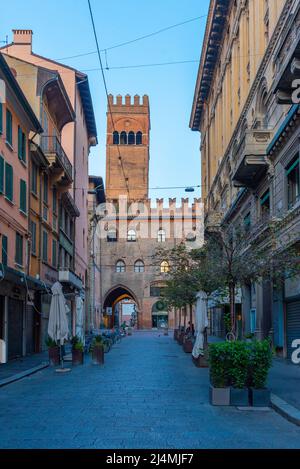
[6,109,12,146]
[150,285,165,297]
[286,155,300,209]
[52,187,57,213]
[5,162,13,202]
[31,162,38,194]
[243,212,251,231]
[18,126,26,162]
[113,131,119,144]
[120,131,127,145]
[0,103,3,134]
[42,230,48,263]
[136,131,142,145]
[134,259,144,273]
[52,239,57,268]
[0,154,4,194]
[160,261,169,273]
[128,131,135,145]
[157,229,166,243]
[107,228,117,242]
[15,233,23,266]
[30,221,36,255]
[2,235,7,266]
[43,174,48,204]
[127,229,136,242]
[116,260,126,273]
[260,189,270,218]
[19,179,27,214]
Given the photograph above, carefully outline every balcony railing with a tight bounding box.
[41,136,73,183]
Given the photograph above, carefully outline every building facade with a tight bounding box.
[96,94,203,329]
[190,0,300,357]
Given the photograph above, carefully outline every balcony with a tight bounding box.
[232,130,273,188]
[41,136,73,184]
[59,268,83,291]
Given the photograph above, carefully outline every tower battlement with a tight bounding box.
[108,94,149,109]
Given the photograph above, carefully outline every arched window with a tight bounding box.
[120,131,127,145]
[107,227,117,242]
[116,260,126,273]
[160,261,169,273]
[113,131,119,144]
[128,131,135,145]
[136,131,142,145]
[127,229,137,242]
[157,229,166,242]
[134,260,145,273]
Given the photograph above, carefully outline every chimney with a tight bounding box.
[12,29,33,49]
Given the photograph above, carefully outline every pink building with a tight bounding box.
[1,30,98,333]
[0,53,42,361]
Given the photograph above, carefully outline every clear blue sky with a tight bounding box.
[2,0,209,201]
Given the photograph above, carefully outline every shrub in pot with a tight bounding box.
[248,339,272,407]
[90,335,104,365]
[208,342,231,406]
[71,336,84,365]
[229,341,250,406]
[45,336,60,366]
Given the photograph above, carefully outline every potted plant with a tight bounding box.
[45,336,60,366]
[244,332,254,343]
[90,335,104,365]
[229,341,250,406]
[248,339,273,407]
[208,342,230,406]
[71,335,84,365]
[183,335,194,353]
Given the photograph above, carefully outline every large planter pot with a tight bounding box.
[209,385,230,406]
[48,346,60,366]
[230,387,249,406]
[72,349,84,366]
[249,388,270,407]
[183,339,194,353]
[92,346,104,365]
[192,354,208,368]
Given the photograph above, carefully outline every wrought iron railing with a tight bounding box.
[41,136,73,182]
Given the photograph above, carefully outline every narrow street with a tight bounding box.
[1,331,300,449]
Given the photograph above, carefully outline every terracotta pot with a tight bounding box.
[183,339,194,353]
[92,346,104,365]
[192,355,209,368]
[209,385,230,406]
[72,349,84,366]
[48,346,60,366]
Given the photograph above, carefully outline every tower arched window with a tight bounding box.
[160,261,169,273]
[128,131,135,145]
[116,260,126,273]
[127,229,137,242]
[157,229,166,243]
[120,131,127,145]
[107,227,117,242]
[134,259,144,273]
[136,131,142,145]
[113,131,119,144]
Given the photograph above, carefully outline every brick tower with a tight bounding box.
[106,94,150,200]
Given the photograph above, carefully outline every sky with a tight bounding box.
[1,0,210,201]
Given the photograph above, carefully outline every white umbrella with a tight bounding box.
[75,295,84,343]
[48,281,69,368]
[192,291,208,359]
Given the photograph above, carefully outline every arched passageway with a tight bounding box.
[103,286,140,329]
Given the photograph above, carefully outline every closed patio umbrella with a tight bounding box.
[48,281,70,369]
[192,291,208,359]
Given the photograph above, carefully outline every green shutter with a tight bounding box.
[52,239,57,267]
[5,163,13,201]
[286,158,300,176]
[0,103,3,134]
[6,109,12,145]
[0,155,4,194]
[43,231,48,262]
[2,235,7,266]
[30,221,36,255]
[15,233,23,266]
[18,126,22,160]
[20,179,27,213]
[22,132,26,162]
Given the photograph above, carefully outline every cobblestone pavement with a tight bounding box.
[1,331,300,449]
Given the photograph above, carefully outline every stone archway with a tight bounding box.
[103,285,140,328]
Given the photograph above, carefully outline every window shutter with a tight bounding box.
[43,231,48,262]
[22,132,26,162]
[6,109,12,145]
[0,155,4,194]
[2,235,7,266]
[20,179,27,213]
[15,233,23,266]
[52,239,57,267]
[0,103,3,134]
[5,163,13,201]
[18,126,22,159]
